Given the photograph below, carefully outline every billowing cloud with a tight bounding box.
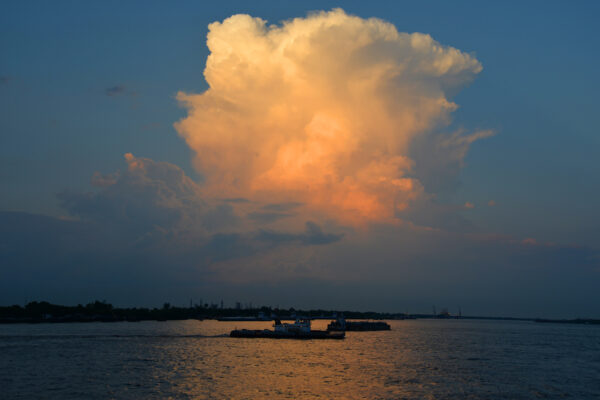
[59,154,211,238]
[1,152,598,316]
[175,9,485,225]
[58,153,340,247]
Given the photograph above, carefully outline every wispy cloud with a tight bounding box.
[105,84,138,98]
[248,212,293,224]
[105,85,127,97]
[257,221,343,246]
[261,202,303,212]
[141,122,162,130]
[90,171,119,188]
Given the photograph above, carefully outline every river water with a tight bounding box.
[1,319,599,399]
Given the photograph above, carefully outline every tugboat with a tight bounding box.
[327,316,391,331]
[230,318,345,339]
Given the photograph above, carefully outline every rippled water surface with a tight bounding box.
[2,319,599,399]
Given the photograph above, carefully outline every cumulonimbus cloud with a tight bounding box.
[175,9,484,224]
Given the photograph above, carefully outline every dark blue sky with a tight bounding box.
[1,1,599,317]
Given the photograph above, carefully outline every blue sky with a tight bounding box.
[1,1,599,316]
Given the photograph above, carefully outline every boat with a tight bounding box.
[327,317,391,331]
[230,318,345,339]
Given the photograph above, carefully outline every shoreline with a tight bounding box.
[1,301,598,325]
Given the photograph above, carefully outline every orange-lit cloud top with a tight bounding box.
[175,9,483,224]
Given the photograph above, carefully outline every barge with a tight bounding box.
[230,318,345,340]
[327,317,391,331]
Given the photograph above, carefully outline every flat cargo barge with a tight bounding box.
[230,329,345,339]
[327,318,391,331]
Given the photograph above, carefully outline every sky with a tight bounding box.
[1,1,599,318]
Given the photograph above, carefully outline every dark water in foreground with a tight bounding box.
[1,319,599,399]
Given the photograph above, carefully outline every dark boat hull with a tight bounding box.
[328,321,391,331]
[230,329,345,339]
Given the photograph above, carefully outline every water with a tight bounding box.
[1,319,599,399]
